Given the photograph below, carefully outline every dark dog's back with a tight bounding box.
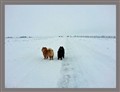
[58,46,65,60]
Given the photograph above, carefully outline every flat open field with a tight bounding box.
[5,37,116,88]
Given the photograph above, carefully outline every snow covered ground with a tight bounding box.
[5,37,116,88]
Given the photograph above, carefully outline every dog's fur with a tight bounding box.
[47,48,54,60]
[41,47,54,60]
[41,47,48,59]
[57,46,65,60]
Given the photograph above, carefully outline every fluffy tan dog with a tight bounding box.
[41,47,54,60]
[41,47,48,59]
[47,48,54,60]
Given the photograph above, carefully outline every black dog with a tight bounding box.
[57,46,65,60]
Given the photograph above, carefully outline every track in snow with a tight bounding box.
[5,37,116,88]
[58,37,116,88]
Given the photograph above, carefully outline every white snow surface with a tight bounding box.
[5,37,116,88]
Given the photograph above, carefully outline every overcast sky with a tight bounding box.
[5,5,116,36]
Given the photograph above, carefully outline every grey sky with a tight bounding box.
[5,5,116,36]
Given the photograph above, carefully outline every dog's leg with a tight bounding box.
[49,56,50,60]
[51,56,53,60]
[63,54,64,58]
[44,55,46,59]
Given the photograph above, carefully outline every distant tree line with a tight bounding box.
[6,35,116,39]
[64,35,116,38]
[6,36,32,38]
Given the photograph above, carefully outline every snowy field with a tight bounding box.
[5,37,116,88]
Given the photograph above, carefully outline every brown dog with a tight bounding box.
[41,47,48,59]
[41,47,54,60]
[47,48,54,60]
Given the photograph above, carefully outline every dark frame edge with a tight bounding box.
[1,0,119,92]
